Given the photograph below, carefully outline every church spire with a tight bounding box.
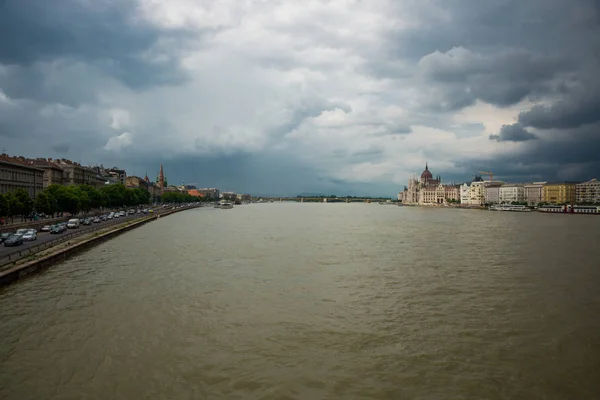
[157,163,165,193]
[425,162,428,171]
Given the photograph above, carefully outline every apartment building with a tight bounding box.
[0,155,44,198]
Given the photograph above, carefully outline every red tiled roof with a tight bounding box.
[25,158,64,170]
[0,155,45,171]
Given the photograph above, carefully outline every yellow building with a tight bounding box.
[542,182,577,204]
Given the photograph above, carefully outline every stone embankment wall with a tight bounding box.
[0,206,198,287]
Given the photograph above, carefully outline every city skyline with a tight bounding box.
[1,1,599,196]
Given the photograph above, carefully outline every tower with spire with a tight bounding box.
[157,163,165,192]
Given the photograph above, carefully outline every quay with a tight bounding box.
[0,204,201,287]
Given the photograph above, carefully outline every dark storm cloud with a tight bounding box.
[0,97,110,155]
[462,122,600,182]
[419,47,566,108]
[390,0,599,60]
[0,0,191,92]
[0,62,107,106]
[124,152,385,197]
[518,80,600,129]
[489,123,537,142]
[379,0,600,116]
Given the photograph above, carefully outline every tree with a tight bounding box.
[133,188,150,205]
[100,184,128,208]
[49,186,82,215]
[79,184,105,209]
[0,194,7,217]
[75,187,91,212]
[34,191,55,215]
[160,191,201,204]
[14,188,34,220]
[4,192,22,222]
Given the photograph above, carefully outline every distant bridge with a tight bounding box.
[258,197,396,203]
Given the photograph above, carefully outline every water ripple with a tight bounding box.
[1,204,599,399]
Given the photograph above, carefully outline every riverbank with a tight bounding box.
[0,205,200,287]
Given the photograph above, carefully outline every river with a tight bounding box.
[1,203,599,399]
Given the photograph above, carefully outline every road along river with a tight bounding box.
[1,203,599,399]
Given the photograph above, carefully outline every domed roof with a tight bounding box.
[421,163,433,180]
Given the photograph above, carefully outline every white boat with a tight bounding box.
[489,204,532,212]
[539,205,600,214]
[219,201,234,209]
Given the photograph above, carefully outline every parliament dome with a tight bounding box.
[421,163,433,180]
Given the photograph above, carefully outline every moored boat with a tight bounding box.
[489,204,532,212]
[538,205,600,214]
[219,200,234,209]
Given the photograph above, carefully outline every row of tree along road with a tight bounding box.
[0,184,207,224]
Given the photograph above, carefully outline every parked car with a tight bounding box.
[22,230,37,241]
[40,225,52,232]
[4,234,24,247]
[0,232,12,243]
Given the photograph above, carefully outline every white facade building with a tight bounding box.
[460,183,470,204]
[499,184,525,203]
[576,179,600,204]
[467,181,485,205]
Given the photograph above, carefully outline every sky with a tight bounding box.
[1,0,599,196]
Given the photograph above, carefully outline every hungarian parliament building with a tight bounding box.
[399,164,600,206]
[398,163,461,205]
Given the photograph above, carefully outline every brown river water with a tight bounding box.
[1,203,599,399]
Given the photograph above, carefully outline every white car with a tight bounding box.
[66,218,80,229]
[40,225,51,232]
[22,230,37,241]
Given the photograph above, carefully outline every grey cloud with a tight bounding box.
[0,61,113,106]
[365,123,412,136]
[378,0,600,115]
[461,122,600,182]
[388,0,599,60]
[350,146,385,158]
[489,123,537,142]
[0,0,192,92]
[0,98,111,157]
[122,152,394,197]
[3,0,600,193]
[451,122,485,139]
[51,143,70,154]
[518,80,600,129]
[266,96,352,137]
[418,47,566,108]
